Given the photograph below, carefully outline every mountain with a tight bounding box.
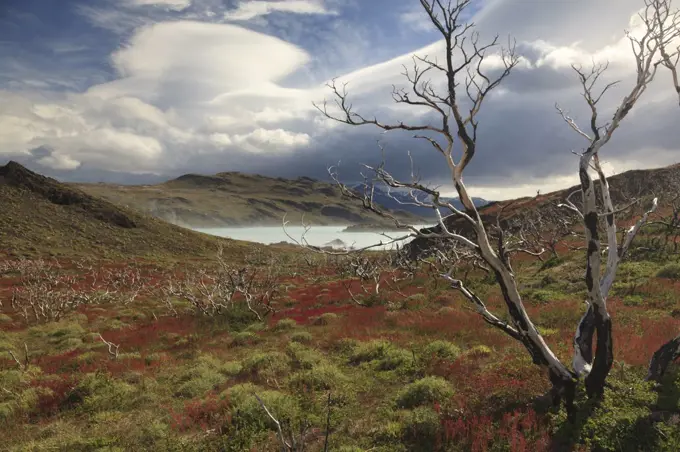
[404,163,680,259]
[73,173,424,228]
[350,184,489,217]
[0,162,246,259]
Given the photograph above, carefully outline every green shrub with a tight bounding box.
[396,377,454,409]
[464,345,493,358]
[288,363,348,391]
[376,348,413,372]
[422,340,461,362]
[401,294,428,310]
[241,352,291,383]
[437,306,457,315]
[224,383,301,433]
[552,374,669,451]
[174,355,230,398]
[623,294,644,306]
[350,340,394,364]
[286,342,324,370]
[331,338,358,354]
[144,352,166,366]
[522,288,564,303]
[350,340,415,373]
[537,327,559,337]
[274,318,297,331]
[28,321,86,352]
[401,407,441,450]
[290,331,313,344]
[231,331,260,347]
[312,312,338,325]
[221,361,243,377]
[539,256,565,271]
[657,263,680,280]
[0,314,12,323]
[74,373,139,412]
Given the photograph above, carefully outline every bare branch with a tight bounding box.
[99,334,120,360]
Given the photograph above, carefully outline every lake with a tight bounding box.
[194,224,433,250]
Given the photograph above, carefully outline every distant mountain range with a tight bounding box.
[350,184,490,217]
[71,172,423,228]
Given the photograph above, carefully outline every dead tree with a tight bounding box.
[164,247,281,320]
[556,0,679,393]
[311,0,680,410]
[254,392,332,452]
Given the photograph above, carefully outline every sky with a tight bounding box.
[0,0,679,200]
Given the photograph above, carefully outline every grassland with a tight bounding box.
[1,161,680,451]
[1,233,679,451]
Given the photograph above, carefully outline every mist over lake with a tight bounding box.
[194,225,433,250]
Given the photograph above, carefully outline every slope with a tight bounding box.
[0,162,246,260]
[405,163,680,257]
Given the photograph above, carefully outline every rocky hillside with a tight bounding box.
[74,172,423,228]
[404,163,680,258]
[0,162,246,259]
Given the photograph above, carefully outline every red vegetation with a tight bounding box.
[439,408,553,452]
[29,375,80,418]
[167,393,231,432]
[99,316,197,350]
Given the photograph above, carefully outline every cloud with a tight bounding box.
[233,128,311,151]
[224,0,336,21]
[1,0,679,200]
[90,20,310,105]
[125,0,192,11]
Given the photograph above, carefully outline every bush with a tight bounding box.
[331,338,358,354]
[551,374,677,452]
[657,263,680,280]
[241,352,290,383]
[522,288,564,303]
[350,340,415,374]
[286,342,324,370]
[231,331,260,347]
[174,355,230,398]
[401,294,428,310]
[28,321,86,353]
[223,383,300,432]
[623,294,644,306]
[422,340,461,362]
[290,331,313,344]
[274,318,297,331]
[539,256,565,271]
[288,363,348,391]
[350,340,394,364]
[402,406,441,451]
[465,345,493,358]
[221,361,243,377]
[74,373,139,412]
[312,312,338,325]
[396,377,454,409]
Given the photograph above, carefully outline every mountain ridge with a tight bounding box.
[73,171,424,228]
[404,162,680,258]
[0,161,244,259]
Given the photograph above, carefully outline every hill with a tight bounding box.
[74,172,423,228]
[405,163,680,258]
[0,162,249,260]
